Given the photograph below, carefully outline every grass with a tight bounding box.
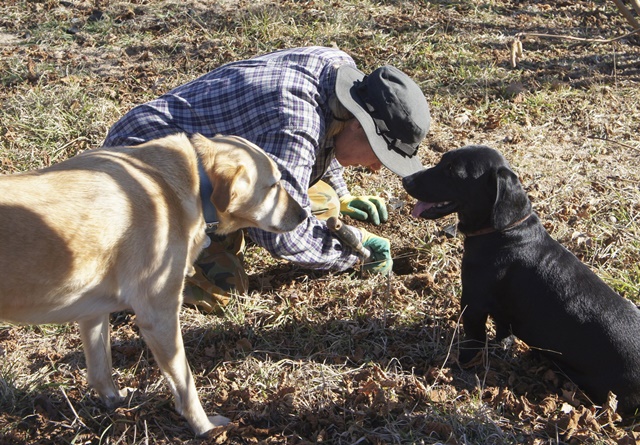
[1,0,640,443]
[0,81,120,172]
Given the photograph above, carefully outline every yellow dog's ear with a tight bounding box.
[211,165,249,213]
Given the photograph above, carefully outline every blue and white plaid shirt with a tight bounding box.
[103,46,361,271]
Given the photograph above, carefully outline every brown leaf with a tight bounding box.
[236,337,252,352]
[424,421,454,440]
[213,430,228,444]
[518,395,536,419]
[426,366,454,384]
[481,387,499,403]
[428,388,450,403]
[564,409,581,440]
[379,379,396,388]
[598,391,622,428]
[577,406,601,432]
[617,432,640,445]
[484,113,502,130]
[539,396,557,416]
[504,82,526,102]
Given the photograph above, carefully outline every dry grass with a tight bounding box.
[1,0,640,443]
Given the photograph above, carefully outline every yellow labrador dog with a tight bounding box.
[0,133,305,436]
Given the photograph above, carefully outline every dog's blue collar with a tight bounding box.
[197,159,219,233]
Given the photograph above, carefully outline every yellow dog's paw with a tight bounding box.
[208,415,231,427]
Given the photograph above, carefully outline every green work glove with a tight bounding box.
[339,195,388,226]
[359,228,393,275]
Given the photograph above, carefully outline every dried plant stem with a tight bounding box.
[612,0,640,29]
[60,386,88,429]
[516,27,640,44]
[588,135,640,154]
[510,28,640,67]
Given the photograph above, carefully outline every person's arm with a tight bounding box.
[247,129,362,271]
[322,158,349,198]
[248,215,361,271]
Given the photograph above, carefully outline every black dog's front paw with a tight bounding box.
[459,348,482,365]
[458,339,486,365]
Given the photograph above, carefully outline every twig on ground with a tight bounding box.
[588,135,640,153]
[429,306,464,391]
[60,386,88,429]
[510,28,640,67]
[612,0,640,30]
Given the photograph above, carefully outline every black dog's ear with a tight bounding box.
[491,166,531,230]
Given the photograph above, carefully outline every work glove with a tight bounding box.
[359,228,393,275]
[339,195,388,226]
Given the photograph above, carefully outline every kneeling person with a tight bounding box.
[103,46,431,311]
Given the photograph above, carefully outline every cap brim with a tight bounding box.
[335,65,423,177]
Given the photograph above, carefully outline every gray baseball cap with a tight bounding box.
[335,64,430,177]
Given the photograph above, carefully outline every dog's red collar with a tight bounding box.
[464,213,533,238]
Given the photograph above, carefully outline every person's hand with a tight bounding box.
[339,195,388,225]
[359,228,393,275]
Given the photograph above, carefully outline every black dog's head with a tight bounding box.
[402,145,531,234]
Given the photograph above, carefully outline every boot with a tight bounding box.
[183,230,248,314]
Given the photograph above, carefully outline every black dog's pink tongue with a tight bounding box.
[411,201,434,218]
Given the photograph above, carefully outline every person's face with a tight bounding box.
[334,119,383,171]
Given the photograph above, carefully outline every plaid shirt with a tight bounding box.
[103,46,361,271]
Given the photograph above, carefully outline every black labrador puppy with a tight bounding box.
[402,145,640,412]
